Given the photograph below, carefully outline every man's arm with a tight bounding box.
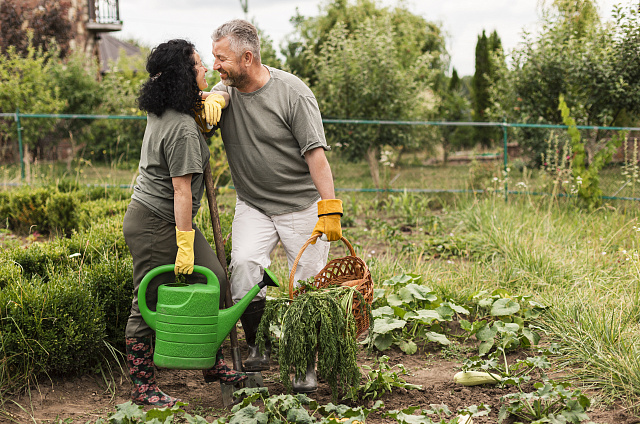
[304,147,336,200]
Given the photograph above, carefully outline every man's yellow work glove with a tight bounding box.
[203,93,226,126]
[310,199,343,244]
[175,227,195,275]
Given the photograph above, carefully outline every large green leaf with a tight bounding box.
[373,317,407,334]
[286,407,314,424]
[425,331,450,345]
[407,309,441,324]
[491,298,520,316]
[373,333,394,351]
[372,306,395,318]
[399,283,436,304]
[476,323,497,341]
[397,339,418,354]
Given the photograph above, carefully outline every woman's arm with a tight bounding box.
[172,174,193,230]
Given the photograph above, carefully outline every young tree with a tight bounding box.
[283,0,446,86]
[488,0,640,164]
[439,69,473,164]
[472,30,503,148]
[312,17,438,187]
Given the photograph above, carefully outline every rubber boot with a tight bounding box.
[125,336,180,407]
[291,358,318,393]
[239,299,271,371]
[202,348,247,384]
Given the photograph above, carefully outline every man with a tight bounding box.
[203,19,343,392]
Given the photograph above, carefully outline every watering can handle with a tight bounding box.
[137,264,219,331]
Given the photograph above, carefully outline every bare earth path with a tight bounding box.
[2,341,638,424]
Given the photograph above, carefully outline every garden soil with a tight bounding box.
[1,337,638,424]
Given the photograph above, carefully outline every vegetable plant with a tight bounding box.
[460,289,546,356]
[498,380,592,424]
[384,403,491,424]
[368,273,469,354]
[348,355,422,401]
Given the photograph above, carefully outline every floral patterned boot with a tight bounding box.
[125,336,180,407]
[202,348,248,384]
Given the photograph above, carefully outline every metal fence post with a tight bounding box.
[503,121,508,202]
[16,108,25,180]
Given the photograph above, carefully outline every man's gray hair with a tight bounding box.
[212,19,261,63]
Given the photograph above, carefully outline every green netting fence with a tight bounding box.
[2,110,640,202]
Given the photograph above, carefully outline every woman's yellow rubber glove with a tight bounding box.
[175,227,195,275]
[310,199,343,244]
[203,93,226,126]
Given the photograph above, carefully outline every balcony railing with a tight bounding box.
[86,0,122,31]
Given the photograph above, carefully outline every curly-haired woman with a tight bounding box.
[122,39,244,407]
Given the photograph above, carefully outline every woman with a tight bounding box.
[122,39,244,407]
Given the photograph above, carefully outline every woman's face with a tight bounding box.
[193,51,208,91]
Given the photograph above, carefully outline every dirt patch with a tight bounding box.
[1,339,637,424]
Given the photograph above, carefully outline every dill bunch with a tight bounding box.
[256,287,363,401]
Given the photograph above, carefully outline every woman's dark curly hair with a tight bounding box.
[137,39,203,116]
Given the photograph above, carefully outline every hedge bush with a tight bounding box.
[0,271,106,393]
[83,256,134,350]
[0,184,129,236]
[0,191,234,395]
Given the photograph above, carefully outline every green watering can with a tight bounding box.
[138,264,279,370]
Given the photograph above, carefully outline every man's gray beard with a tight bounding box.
[221,71,249,90]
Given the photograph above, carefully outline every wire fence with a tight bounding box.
[2,110,640,202]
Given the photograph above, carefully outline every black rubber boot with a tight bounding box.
[239,299,271,371]
[292,358,317,393]
[125,336,181,407]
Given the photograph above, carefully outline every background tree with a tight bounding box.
[283,0,446,86]
[438,69,473,164]
[312,17,439,188]
[0,0,73,58]
[472,30,503,148]
[0,43,65,172]
[487,0,640,165]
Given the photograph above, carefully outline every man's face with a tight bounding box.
[212,37,248,88]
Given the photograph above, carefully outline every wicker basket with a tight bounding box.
[289,235,373,337]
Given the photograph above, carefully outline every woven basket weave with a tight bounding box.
[289,235,373,337]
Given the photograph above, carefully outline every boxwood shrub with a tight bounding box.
[0,271,106,393]
[83,256,134,350]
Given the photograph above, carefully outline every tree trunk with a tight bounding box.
[23,144,31,184]
[365,146,380,189]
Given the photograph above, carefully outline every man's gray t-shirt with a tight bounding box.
[131,109,210,222]
[213,66,329,217]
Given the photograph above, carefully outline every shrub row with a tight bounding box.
[0,202,234,395]
[0,184,130,236]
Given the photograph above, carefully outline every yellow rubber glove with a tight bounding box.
[203,93,226,126]
[175,227,195,275]
[310,199,343,244]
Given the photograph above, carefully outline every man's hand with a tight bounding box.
[310,199,343,244]
[175,227,195,274]
[203,93,226,126]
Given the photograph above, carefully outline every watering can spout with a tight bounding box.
[218,269,280,340]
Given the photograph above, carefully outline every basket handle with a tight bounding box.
[289,235,356,299]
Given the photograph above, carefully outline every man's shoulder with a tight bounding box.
[268,67,314,97]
